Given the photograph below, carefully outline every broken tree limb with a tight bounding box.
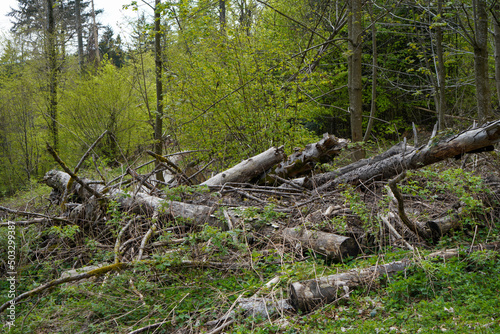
[0,206,72,225]
[272,134,349,179]
[0,262,129,313]
[43,170,218,226]
[301,141,412,189]
[379,213,414,251]
[306,120,500,189]
[283,227,360,261]
[387,172,432,240]
[46,144,104,200]
[201,146,286,186]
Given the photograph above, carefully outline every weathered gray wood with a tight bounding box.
[273,134,349,179]
[43,170,218,226]
[283,227,359,261]
[426,207,463,238]
[290,241,500,312]
[289,260,411,312]
[201,147,286,186]
[306,120,500,189]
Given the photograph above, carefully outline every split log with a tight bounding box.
[43,170,218,226]
[272,134,349,179]
[289,260,410,312]
[283,227,359,261]
[305,120,500,189]
[201,146,286,186]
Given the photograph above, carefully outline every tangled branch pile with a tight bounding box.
[2,121,500,332]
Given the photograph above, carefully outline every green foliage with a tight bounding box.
[403,167,489,221]
[61,61,150,164]
[162,184,210,202]
[341,186,377,232]
[47,225,80,241]
[237,204,287,229]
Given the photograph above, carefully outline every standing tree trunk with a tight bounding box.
[219,0,226,32]
[493,8,500,108]
[348,0,364,160]
[473,0,491,123]
[46,0,58,152]
[75,0,84,69]
[90,0,100,65]
[364,3,377,142]
[436,0,447,130]
[154,0,165,182]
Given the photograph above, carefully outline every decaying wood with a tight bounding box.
[0,206,71,225]
[283,227,360,261]
[302,141,412,189]
[289,241,500,312]
[306,120,500,189]
[43,170,219,226]
[387,172,432,240]
[201,146,286,186]
[289,259,411,312]
[425,207,463,237]
[0,262,129,313]
[272,134,349,179]
[46,144,104,200]
[379,213,414,251]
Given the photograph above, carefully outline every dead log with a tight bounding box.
[283,227,359,261]
[306,120,500,189]
[387,172,432,240]
[289,241,500,312]
[289,260,411,312]
[201,147,286,186]
[425,207,463,237]
[43,170,218,226]
[272,134,349,179]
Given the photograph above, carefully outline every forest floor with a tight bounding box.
[1,141,500,333]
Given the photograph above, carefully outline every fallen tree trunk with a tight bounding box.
[283,227,359,261]
[289,260,410,312]
[289,241,500,312]
[305,120,500,189]
[272,134,349,179]
[201,147,286,186]
[43,170,218,226]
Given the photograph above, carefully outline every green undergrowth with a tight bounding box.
[2,240,500,333]
[269,250,500,334]
[1,163,500,333]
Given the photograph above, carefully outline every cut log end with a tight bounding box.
[283,227,360,262]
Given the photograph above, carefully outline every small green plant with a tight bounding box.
[237,204,287,229]
[341,186,377,232]
[47,225,80,241]
[163,184,210,202]
[404,167,489,224]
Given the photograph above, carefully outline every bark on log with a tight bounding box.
[201,147,286,186]
[289,260,411,312]
[426,207,463,238]
[289,241,500,312]
[305,120,500,189]
[273,134,349,179]
[283,227,359,261]
[43,170,218,226]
